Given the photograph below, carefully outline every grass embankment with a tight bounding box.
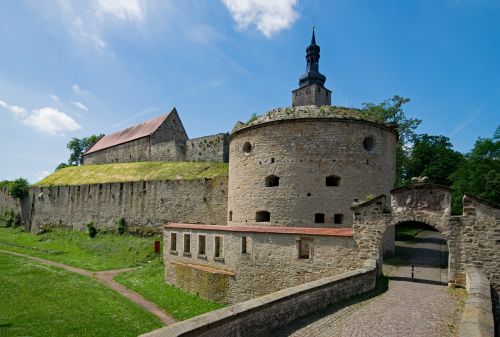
[35,161,228,186]
[0,227,161,271]
[394,223,426,241]
[0,252,162,337]
[0,227,224,322]
[115,261,225,320]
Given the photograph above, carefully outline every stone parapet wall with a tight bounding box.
[141,259,377,337]
[0,176,228,232]
[459,266,495,337]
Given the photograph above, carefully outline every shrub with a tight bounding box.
[8,178,29,200]
[86,221,97,238]
[0,210,22,228]
[116,217,127,235]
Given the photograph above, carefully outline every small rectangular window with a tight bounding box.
[315,213,325,223]
[334,214,344,224]
[215,236,223,258]
[183,234,191,253]
[241,236,248,254]
[298,238,313,259]
[170,233,177,252]
[198,235,206,255]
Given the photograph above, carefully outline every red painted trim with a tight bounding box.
[164,223,353,237]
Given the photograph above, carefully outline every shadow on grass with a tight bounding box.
[272,275,389,337]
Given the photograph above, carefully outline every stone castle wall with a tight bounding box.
[351,185,500,326]
[292,83,331,107]
[228,119,397,227]
[164,227,362,304]
[0,177,228,232]
[84,133,229,165]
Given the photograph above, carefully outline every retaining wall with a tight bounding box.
[0,176,228,232]
[141,259,377,337]
[459,266,495,337]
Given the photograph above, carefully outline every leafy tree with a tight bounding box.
[55,163,69,171]
[361,95,422,186]
[450,137,500,214]
[67,134,104,166]
[8,178,29,200]
[405,134,464,186]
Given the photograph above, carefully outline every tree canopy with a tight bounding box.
[67,134,103,166]
[361,95,421,186]
[405,134,464,186]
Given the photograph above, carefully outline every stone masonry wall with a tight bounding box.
[83,137,151,165]
[292,83,331,107]
[185,134,229,163]
[164,227,362,304]
[351,184,499,329]
[142,259,377,337]
[0,176,228,232]
[228,118,396,227]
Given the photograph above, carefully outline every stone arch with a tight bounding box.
[380,218,454,285]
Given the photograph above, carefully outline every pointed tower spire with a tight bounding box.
[299,27,326,87]
[311,26,316,45]
[292,28,332,107]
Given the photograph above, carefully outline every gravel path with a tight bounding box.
[273,230,462,337]
[0,250,176,325]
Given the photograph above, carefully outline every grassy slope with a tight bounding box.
[114,261,224,321]
[35,161,228,186]
[0,252,162,337]
[0,228,161,271]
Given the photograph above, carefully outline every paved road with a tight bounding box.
[273,230,462,337]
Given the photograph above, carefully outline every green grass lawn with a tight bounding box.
[0,252,163,337]
[0,227,161,271]
[114,261,224,321]
[35,161,228,186]
[394,224,427,241]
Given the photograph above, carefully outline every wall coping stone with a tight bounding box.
[164,223,353,237]
[458,266,495,337]
[140,259,376,337]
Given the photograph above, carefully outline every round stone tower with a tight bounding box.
[227,31,398,228]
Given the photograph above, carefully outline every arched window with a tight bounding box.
[256,211,270,222]
[315,213,325,224]
[326,175,340,187]
[363,137,374,152]
[265,175,280,187]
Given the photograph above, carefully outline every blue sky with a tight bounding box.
[0,0,499,183]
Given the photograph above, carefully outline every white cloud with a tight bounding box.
[71,16,107,51]
[50,94,59,101]
[71,101,88,111]
[35,170,51,182]
[72,84,89,96]
[0,99,27,119]
[0,99,81,136]
[222,0,299,37]
[95,0,145,22]
[23,107,81,136]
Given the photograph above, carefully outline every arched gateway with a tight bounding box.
[352,182,499,292]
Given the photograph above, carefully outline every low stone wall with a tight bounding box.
[0,176,228,232]
[459,266,495,337]
[141,259,377,337]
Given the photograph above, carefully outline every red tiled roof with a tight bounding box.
[85,110,173,155]
[164,223,353,237]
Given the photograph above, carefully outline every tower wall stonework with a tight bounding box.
[292,83,331,107]
[227,118,397,228]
